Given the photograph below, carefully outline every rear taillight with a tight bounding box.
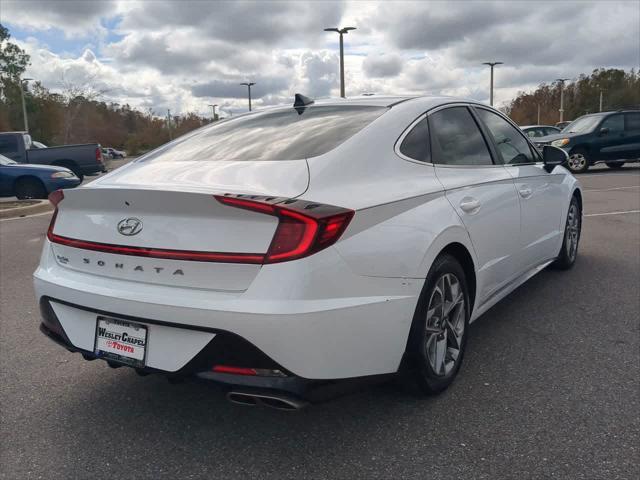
[96,147,103,163]
[215,195,354,264]
[47,190,64,239]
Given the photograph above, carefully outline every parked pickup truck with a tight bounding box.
[0,131,106,180]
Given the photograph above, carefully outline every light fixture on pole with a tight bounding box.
[324,26,356,98]
[482,62,503,106]
[240,82,255,111]
[556,78,570,122]
[19,77,33,132]
[208,103,218,121]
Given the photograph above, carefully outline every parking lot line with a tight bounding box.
[584,210,640,217]
[577,172,640,178]
[0,210,53,222]
[584,185,640,192]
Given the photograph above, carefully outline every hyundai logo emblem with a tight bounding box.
[117,217,143,236]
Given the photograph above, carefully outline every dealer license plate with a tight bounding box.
[95,317,148,367]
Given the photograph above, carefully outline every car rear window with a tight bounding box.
[144,105,386,162]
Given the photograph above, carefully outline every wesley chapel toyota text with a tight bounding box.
[34,95,582,409]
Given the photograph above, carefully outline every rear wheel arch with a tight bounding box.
[572,187,583,212]
[53,160,80,172]
[437,243,476,315]
[53,160,83,180]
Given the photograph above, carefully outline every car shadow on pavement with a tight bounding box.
[41,247,638,478]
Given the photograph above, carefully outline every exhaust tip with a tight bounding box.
[227,392,259,407]
[227,391,308,411]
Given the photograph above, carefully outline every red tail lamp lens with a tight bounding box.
[215,195,354,264]
[48,189,64,207]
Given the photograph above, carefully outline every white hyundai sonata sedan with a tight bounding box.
[34,95,582,409]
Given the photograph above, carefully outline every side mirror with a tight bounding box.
[542,145,568,172]
[599,127,609,136]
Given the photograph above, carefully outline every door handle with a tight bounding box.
[518,186,533,198]
[460,197,481,213]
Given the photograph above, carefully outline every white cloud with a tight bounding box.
[4,0,639,113]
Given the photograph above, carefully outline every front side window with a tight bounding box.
[429,107,492,166]
[399,117,430,162]
[600,114,624,133]
[141,105,386,163]
[476,108,535,165]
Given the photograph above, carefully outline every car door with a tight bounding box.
[473,106,565,273]
[623,112,640,159]
[428,105,521,306]
[593,113,626,161]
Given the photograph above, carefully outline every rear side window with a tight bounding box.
[143,105,386,162]
[429,107,492,166]
[625,113,640,131]
[476,108,535,165]
[399,117,430,162]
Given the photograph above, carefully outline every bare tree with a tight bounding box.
[59,73,109,143]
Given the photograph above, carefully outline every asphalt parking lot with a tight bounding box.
[1,163,638,480]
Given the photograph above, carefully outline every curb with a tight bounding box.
[0,200,53,220]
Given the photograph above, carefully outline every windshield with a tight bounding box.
[0,154,17,165]
[562,115,603,133]
[142,105,387,163]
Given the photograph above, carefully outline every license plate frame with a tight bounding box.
[94,317,148,368]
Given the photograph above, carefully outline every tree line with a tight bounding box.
[3,23,639,153]
[505,68,639,126]
[1,24,211,155]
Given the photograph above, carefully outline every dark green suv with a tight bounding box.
[533,110,640,173]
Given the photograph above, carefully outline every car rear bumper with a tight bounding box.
[38,296,388,402]
[34,239,419,383]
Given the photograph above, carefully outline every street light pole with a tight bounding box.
[482,62,502,106]
[240,82,255,111]
[599,89,605,112]
[556,78,570,123]
[537,104,541,125]
[19,77,33,132]
[167,109,172,140]
[324,27,356,98]
[208,103,218,121]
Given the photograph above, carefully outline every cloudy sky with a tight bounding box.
[2,0,639,117]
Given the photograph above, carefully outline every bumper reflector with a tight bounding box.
[212,365,287,377]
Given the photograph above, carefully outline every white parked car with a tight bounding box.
[34,96,582,410]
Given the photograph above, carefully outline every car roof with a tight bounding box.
[521,125,559,129]
[274,94,486,110]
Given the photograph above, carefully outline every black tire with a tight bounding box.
[401,254,470,395]
[551,195,582,270]
[14,177,47,200]
[606,162,625,169]
[54,162,83,181]
[567,148,590,174]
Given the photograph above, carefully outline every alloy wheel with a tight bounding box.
[424,273,466,376]
[567,153,587,172]
[565,203,580,261]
